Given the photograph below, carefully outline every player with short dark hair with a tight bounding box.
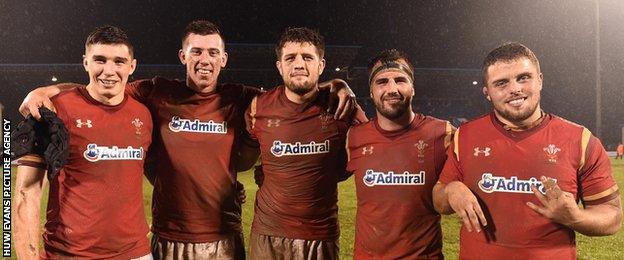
[433,42,622,259]
[181,20,225,48]
[346,49,451,259]
[245,27,367,260]
[274,27,325,60]
[19,20,357,260]
[13,25,153,259]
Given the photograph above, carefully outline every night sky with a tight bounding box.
[1,0,623,146]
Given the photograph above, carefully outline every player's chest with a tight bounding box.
[64,112,150,162]
[461,138,578,195]
[156,101,238,143]
[352,138,438,193]
[256,112,347,157]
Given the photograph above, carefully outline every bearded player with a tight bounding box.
[346,49,453,259]
[433,42,622,259]
[13,26,153,259]
[245,27,367,259]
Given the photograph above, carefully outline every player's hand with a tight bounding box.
[446,181,488,232]
[326,79,356,120]
[19,88,56,120]
[253,165,264,187]
[236,181,246,204]
[526,176,582,226]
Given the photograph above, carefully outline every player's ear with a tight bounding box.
[82,55,88,72]
[318,57,326,75]
[482,87,491,101]
[178,49,186,65]
[221,51,228,68]
[129,59,137,75]
[276,60,284,76]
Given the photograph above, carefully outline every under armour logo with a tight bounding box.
[267,119,281,127]
[362,146,374,155]
[473,147,491,157]
[76,119,93,128]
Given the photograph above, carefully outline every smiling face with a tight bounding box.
[369,60,414,120]
[483,57,543,125]
[276,41,325,97]
[179,33,228,93]
[83,43,136,105]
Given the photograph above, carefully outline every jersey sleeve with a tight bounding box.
[241,85,263,106]
[15,154,46,169]
[438,127,463,184]
[435,121,455,175]
[125,78,156,104]
[578,133,619,205]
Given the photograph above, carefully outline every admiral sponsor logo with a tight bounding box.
[83,144,144,162]
[168,116,227,134]
[363,169,425,187]
[271,140,330,157]
[478,173,555,194]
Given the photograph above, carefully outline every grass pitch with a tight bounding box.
[5,159,624,259]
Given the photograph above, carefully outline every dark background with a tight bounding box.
[1,0,622,147]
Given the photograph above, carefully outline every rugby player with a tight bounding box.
[245,27,367,260]
[432,42,622,259]
[346,49,453,259]
[19,20,357,259]
[13,25,153,259]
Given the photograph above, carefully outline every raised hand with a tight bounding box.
[526,176,582,226]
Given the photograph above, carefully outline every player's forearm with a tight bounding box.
[13,205,42,260]
[571,196,622,236]
[234,142,260,172]
[432,182,454,214]
[38,83,77,97]
[319,78,347,90]
[13,167,46,259]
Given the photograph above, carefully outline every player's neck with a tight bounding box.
[284,86,319,104]
[85,84,124,105]
[377,110,415,131]
[187,79,217,94]
[495,107,544,131]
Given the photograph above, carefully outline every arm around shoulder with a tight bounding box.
[19,83,80,119]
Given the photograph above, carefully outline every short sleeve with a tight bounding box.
[578,135,619,205]
[438,128,463,184]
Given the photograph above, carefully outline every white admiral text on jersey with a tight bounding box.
[270,140,330,157]
[478,173,555,194]
[83,144,144,162]
[168,116,227,134]
[363,169,425,187]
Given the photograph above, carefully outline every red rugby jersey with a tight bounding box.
[42,87,152,259]
[246,86,367,240]
[347,115,452,259]
[439,112,619,259]
[126,77,259,242]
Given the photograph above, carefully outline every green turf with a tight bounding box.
[4,159,624,259]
